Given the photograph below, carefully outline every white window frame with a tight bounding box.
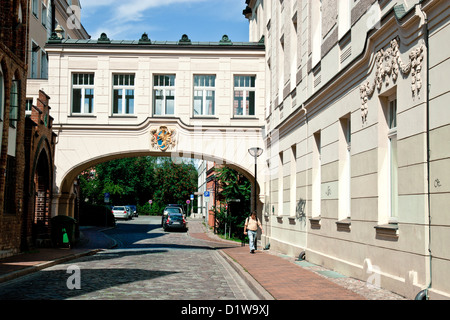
[338,0,351,39]
[193,75,216,116]
[25,98,33,116]
[311,0,322,67]
[339,115,351,220]
[40,49,48,79]
[32,0,38,18]
[31,40,39,79]
[71,73,95,115]
[153,75,175,116]
[312,130,321,218]
[387,96,398,222]
[278,151,284,216]
[41,3,48,28]
[233,75,256,117]
[112,74,135,115]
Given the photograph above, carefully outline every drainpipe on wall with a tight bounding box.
[414,3,432,301]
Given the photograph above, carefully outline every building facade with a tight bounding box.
[28,0,89,79]
[27,0,90,110]
[0,0,30,257]
[24,90,57,248]
[0,0,89,256]
[245,0,450,299]
[24,0,89,249]
[43,34,266,220]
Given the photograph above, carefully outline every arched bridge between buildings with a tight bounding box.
[52,117,265,218]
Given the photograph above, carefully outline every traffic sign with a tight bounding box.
[190,194,194,200]
[186,200,190,204]
[204,191,210,197]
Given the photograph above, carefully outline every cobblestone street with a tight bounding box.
[0,217,258,300]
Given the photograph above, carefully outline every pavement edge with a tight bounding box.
[217,250,274,300]
[0,249,101,284]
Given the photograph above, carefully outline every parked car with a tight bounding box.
[125,206,133,219]
[127,205,138,217]
[163,213,187,231]
[167,204,184,214]
[161,206,183,226]
[111,206,131,220]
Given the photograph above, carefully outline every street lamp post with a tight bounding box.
[248,147,263,213]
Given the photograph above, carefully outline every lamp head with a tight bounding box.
[248,147,263,157]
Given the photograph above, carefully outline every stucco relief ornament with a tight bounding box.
[359,38,425,124]
[150,126,176,151]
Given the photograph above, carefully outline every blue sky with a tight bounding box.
[79,0,251,43]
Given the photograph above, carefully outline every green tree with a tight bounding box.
[152,158,198,211]
[79,156,198,216]
[215,167,251,203]
[213,167,251,239]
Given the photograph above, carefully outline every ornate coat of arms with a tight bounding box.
[150,126,176,151]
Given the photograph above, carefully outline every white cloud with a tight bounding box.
[119,0,207,22]
[81,0,249,42]
[83,0,207,39]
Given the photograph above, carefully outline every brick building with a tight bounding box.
[24,90,57,249]
[0,0,30,257]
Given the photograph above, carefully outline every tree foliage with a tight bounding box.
[215,166,251,203]
[213,167,251,239]
[79,157,198,215]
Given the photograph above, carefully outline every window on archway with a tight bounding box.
[72,73,94,114]
[112,74,135,115]
[153,75,175,116]
[193,75,215,116]
[233,75,255,116]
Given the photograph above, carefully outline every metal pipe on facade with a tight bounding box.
[414,3,432,300]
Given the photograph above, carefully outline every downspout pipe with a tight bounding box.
[414,3,432,300]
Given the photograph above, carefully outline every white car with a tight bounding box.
[111,206,131,219]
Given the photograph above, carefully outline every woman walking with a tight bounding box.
[243,211,263,254]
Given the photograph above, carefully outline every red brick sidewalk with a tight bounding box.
[221,246,364,300]
[188,220,364,300]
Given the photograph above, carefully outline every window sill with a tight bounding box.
[288,216,296,225]
[336,218,351,232]
[152,115,176,118]
[375,223,399,241]
[232,116,258,120]
[309,216,321,229]
[69,114,96,118]
[191,116,219,120]
[109,115,137,118]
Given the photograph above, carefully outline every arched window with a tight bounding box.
[10,75,20,128]
[0,64,4,150]
[0,64,4,120]
[18,2,23,23]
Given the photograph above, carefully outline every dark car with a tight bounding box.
[161,206,183,226]
[163,213,187,231]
